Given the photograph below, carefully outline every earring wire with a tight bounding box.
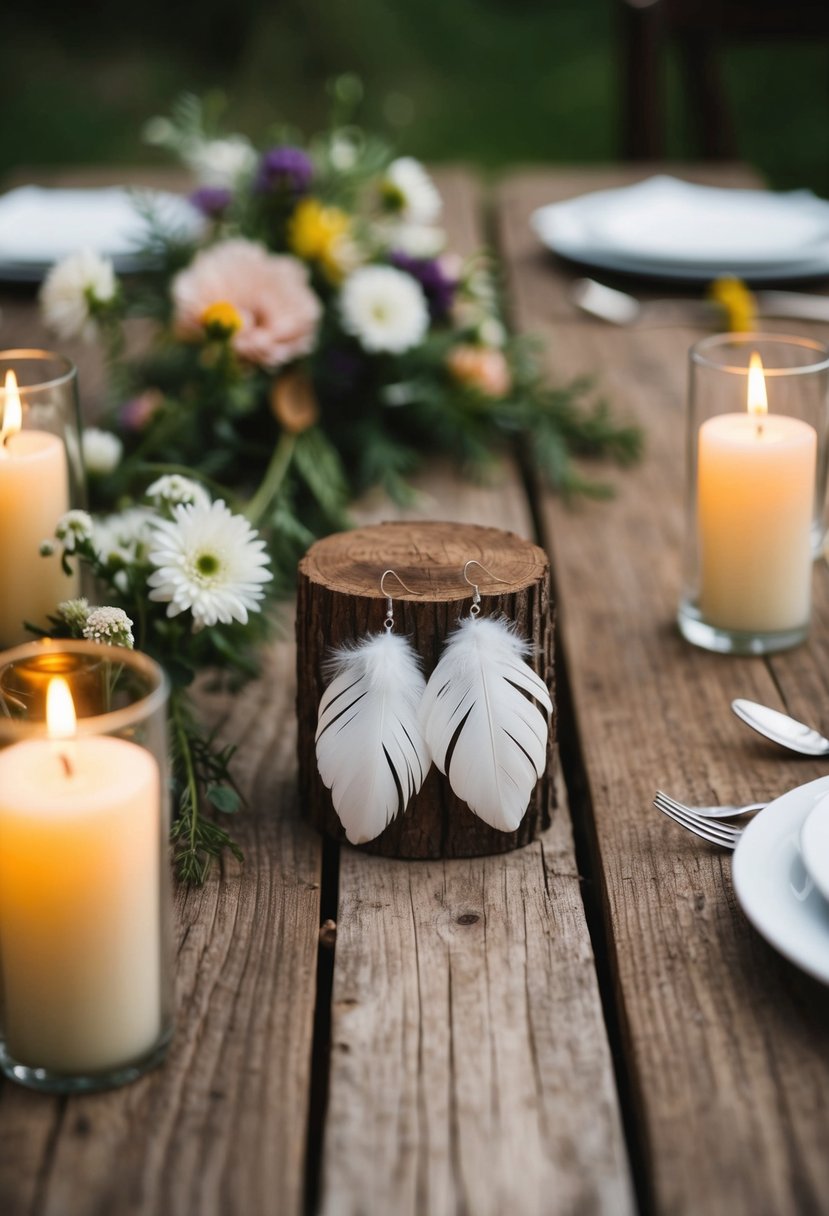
[380,569,416,632]
[462,559,509,618]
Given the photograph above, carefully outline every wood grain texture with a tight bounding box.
[0,640,322,1216]
[321,771,633,1216]
[495,167,829,1215]
[320,167,633,1213]
[296,521,554,857]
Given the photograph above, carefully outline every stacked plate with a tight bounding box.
[733,779,829,984]
[531,175,829,283]
[0,186,204,281]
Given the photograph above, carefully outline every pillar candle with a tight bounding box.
[697,412,816,633]
[0,372,79,647]
[0,691,162,1074]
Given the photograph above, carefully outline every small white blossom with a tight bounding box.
[92,508,156,570]
[381,158,442,225]
[82,427,123,476]
[55,509,94,552]
[40,249,117,343]
[83,605,134,649]
[57,597,90,630]
[147,499,272,632]
[477,317,507,348]
[329,134,358,172]
[185,137,257,187]
[142,116,177,147]
[146,473,211,510]
[340,265,429,355]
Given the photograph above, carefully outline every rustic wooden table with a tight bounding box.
[1,165,829,1216]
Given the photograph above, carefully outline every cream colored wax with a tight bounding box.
[698,412,816,633]
[0,735,162,1073]
[0,429,79,647]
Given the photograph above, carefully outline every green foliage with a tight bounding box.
[66,88,643,884]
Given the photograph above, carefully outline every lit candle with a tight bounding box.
[0,370,79,648]
[0,677,162,1074]
[697,352,816,633]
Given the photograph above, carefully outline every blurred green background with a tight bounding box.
[2,0,828,192]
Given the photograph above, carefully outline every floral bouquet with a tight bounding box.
[38,83,640,881]
[40,476,272,882]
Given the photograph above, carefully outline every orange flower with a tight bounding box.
[270,369,319,434]
[446,345,512,398]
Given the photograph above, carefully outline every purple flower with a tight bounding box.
[188,186,233,219]
[390,251,456,322]
[256,146,314,196]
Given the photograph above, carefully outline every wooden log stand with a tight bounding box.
[296,520,555,858]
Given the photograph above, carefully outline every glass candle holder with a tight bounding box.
[0,350,86,649]
[0,639,173,1093]
[678,333,829,655]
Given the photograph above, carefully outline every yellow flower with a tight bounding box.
[709,277,757,333]
[200,300,243,338]
[288,198,352,283]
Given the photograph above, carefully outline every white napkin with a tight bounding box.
[0,186,203,266]
[579,176,829,266]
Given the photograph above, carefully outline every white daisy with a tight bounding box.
[40,249,117,343]
[147,499,272,631]
[340,265,429,355]
[146,473,211,511]
[55,509,94,552]
[381,158,442,225]
[82,427,123,476]
[83,606,134,649]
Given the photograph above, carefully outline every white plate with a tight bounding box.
[0,186,204,279]
[800,793,829,903]
[531,176,829,283]
[732,776,829,985]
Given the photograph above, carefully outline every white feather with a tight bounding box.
[419,616,552,832]
[315,631,430,845]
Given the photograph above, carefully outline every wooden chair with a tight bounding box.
[619,0,829,159]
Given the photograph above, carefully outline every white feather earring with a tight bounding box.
[419,560,552,833]
[315,570,431,846]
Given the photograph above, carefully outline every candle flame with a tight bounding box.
[47,677,77,740]
[1,370,22,445]
[747,351,768,418]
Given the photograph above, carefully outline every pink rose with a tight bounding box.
[172,238,321,369]
[446,344,512,398]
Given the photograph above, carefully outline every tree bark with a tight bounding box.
[296,521,556,858]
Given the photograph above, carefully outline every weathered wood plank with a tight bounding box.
[495,166,829,1215]
[0,164,323,1214]
[319,168,634,1216]
[323,770,632,1216]
[0,641,321,1216]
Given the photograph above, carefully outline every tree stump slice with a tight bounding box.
[296,521,556,859]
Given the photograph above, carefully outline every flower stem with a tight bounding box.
[171,691,200,866]
[243,432,297,527]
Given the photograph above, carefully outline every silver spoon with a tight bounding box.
[731,698,829,757]
[571,278,829,327]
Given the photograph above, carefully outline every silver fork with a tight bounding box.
[653,791,767,819]
[653,791,753,849]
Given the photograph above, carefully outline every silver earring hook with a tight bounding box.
[379,569,416,632]
[462,559,509,618]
